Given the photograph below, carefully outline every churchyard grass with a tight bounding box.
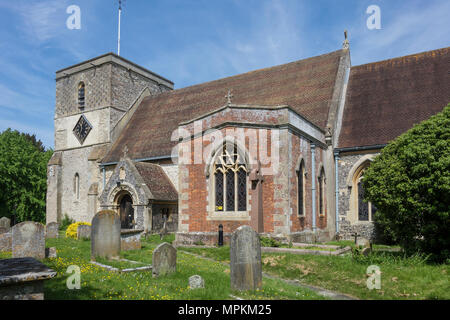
[179,244,450,300]
[11,233,324,300]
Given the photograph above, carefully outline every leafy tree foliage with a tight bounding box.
[0,129,53,224]
[363,104,450,262]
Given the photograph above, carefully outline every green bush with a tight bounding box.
[260,236,282,248]
[0,129,53,223]
[65,222,91,239]
[60,214,75,231]
[363,104,450,262]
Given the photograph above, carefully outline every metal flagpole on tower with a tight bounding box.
[117,0,122,56]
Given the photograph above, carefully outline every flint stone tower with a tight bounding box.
[46,53,173,225]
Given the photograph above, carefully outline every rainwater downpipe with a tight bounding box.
[334,152,340,234]
[102,166,106,189]
[311,144,316,232]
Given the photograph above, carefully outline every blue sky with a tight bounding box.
[0,0,449,149]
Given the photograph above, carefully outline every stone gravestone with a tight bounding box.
[189,275,205,289]
[77,225,91,240]
[230,225,262,291]
[45,222,59,239]
[0,232,12,252]
[152,242,176,278]
[91,210,121,260]
[12,222,45,260]
[356,237,370,248]
[0,217,11,231]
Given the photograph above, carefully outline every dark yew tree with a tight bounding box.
[363,104,450,262]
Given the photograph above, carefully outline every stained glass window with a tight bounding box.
[298,162,304,216]
[358,181,369,221]
[215,169,224,211]
[213,143,247,212]
[226,170,235,211]
[318,169,325,215]
[237,169,247,211]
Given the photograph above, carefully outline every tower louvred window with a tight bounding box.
[78,82,85,108]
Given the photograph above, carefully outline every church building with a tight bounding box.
[46,39,450,244]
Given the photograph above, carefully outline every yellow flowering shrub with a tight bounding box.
[65,222,91,239]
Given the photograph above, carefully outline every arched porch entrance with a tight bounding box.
[117,192,134,229]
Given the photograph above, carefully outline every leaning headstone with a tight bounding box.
[0,232,12,252]
[189,275,205,289]
[91,210,121,260]
[45,222,59,239]
[0,217,10,231]
[12,222,45,260]
[152,242,176,278]
[77,225,91,240]
[230,225,262,291]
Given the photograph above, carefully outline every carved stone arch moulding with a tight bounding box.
[346,155,376,188]
[107,182,141,206]
[295,156,309,177]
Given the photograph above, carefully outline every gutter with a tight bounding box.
[335,144,386,153]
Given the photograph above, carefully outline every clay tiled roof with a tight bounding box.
[338,47,450,149]
[103,50,344,163]
[134,162,177,201]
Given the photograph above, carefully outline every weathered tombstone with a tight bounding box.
[0,258,56,300]
[356,237,370,248]
[45,222,59,239]
[0,217,10,230]
[152,242,176,278]
[230,225,262,291]
[189,275,205,289]
[91,210,121,260]
[121,229,143,251]
[77,225,91,240]
[0,232,12,252]
[45,247,57,258]
[12,222,45,260]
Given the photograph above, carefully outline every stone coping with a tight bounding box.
[289,243,341,249]
[0,258,57,286]
[90,259,152,273]
[120,229,144,236]
[261,246,352,256]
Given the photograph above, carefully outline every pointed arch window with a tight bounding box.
[297,160,306,216]
[78,82,85,109]
[214,142,247,212]
[357,174,377,221]
[318,168,326,215]
[74,173,80,200]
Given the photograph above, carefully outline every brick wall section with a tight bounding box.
[289,133,328,233]
[180,127,279,235]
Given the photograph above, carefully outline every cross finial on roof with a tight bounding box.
[122,145,128,158]
[225,89,233,105]
[343,29,349,49]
